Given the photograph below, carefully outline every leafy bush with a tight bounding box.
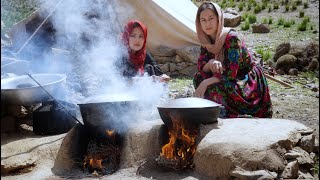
[254,4,262,14]
[303,1,309,8]
[248,14,257,24]
[291,4,297,11]
[303,16,310,23]
[299,11,305,18]
[256,48,272,61]
[268,17,273,24]
[262,17,268,24]
[247,4,252,11]
[238,2,245,11]
[277,18,285,26]
[285,5,290,12]
[295,0,302,6]
[242,12,249,21]
[297,21,307,31]
[241,20,250,30]
[284,21,291,28]
[274,3,279,9]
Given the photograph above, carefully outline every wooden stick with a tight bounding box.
[264,73,294,88]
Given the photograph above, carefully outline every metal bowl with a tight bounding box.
[1,74,67,105]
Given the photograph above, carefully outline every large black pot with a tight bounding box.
[157,97,223,127]
[77,95,138,135]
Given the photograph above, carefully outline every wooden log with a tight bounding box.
[264,73,294,88]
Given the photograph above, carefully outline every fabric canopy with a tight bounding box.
[116,0,200,53]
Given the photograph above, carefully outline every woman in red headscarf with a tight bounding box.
[120,20,170,82]
[193,2,272,118]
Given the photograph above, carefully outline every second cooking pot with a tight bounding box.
[157,97,223,127]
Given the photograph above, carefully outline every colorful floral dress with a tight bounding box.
[193,31,272,118]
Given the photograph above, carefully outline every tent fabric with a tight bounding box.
[116,0,200,54]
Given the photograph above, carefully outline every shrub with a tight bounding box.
[285,5,290,12]
[277,18,285,26]
[254,4,262,14]
[291,4,297,11]
[268,17,273,24]
[248,14,257,24]
[256,48,272,61]
[297,21,307,31]
[247,4,252,11]
[242,12,249,21]
[303,1,309,8]
[290,19,296,25]
[284,21,291,28]
[238,2,245,11]
[262,17,268,24]
[241,20,250,30]
[299,11,305,18]
[268,5,272,12]
[261,3,267,10]
[274,3,279,9]
[295,0,302,6]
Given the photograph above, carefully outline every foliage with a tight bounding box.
[299,10,305,18]
[241,20,250,31]
[248,14,257,24]
[253,4,262,14]
[291,4,297,11]
[274,3,279,10]
[238,2,245,11]
[283,21,291,28]
[268,17,273,24]
[256,48,272,61]
[262,17,268,24]
[277,18,285,26]
[303,1,309,8]
[285,5,290,12]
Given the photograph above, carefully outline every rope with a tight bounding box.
[16,0,65,55]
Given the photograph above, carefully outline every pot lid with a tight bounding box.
[80,94,138,104]
[157,97,222,109]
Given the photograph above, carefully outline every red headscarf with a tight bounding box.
[122,20,148,73]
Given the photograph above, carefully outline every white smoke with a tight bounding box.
[29,0,169,131]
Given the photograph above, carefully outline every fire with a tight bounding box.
[160,119,197,162]
[83,157,103,170]
[106,130,114,137]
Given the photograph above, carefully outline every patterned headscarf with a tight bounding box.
[122,20,148,73]
[195,2,232,61]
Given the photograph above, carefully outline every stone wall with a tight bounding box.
[151,45,200,78]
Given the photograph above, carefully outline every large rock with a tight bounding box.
[194,118,309,179]
[176,46,200,64]
[252,24,270,33]
[275,54,297,73]
[274,43,291,61]
[224,13,241,27]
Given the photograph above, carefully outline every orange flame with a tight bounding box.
[106,130,115,137]
[160,119,197,161]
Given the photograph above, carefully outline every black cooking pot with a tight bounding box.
[78,95,138,134]
[157,97,223,127]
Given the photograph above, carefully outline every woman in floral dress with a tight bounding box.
[193,2,272,118]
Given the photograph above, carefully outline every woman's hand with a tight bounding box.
[193,80,208,98]
[193,77,221,98]
[204,59,225,74]
[152,74,171,83]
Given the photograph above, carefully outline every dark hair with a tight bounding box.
[196,2,218,20]
[133,22,142,29]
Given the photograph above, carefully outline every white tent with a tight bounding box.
[116,0,200,53]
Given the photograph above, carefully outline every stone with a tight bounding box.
[307,58,319,71]
[224,13,241,27]
[159,63,169,73]
[169,63,177,72]
[176,62,187,70]
[284,151,303,160]
[175,55,184,63]
[288,68,299,76]
[230,167,277,180]
[194,118,309,179]
[153,56,175,64]
[178,65,197,77]
[299,134,315,153]
[291,147,314,165]
[151,45,176,57]
[176,46,201,64]
[298,168,314,179]
[275,54,297,73]
[252,24,270,33]
[274,43,291,61]
[281,160,299,179]
[313,138,319,153]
